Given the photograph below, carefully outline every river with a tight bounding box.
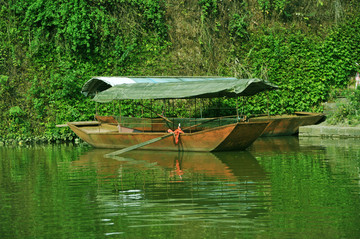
[0,136,359,238]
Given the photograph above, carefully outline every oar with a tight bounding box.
[104,133,174,157]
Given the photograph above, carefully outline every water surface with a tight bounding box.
[1,137,360,238]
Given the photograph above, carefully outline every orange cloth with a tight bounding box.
[167,126,184,144]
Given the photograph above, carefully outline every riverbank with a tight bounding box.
[0,136,82,147]
[299,96,360,138]
[299,123,360,138]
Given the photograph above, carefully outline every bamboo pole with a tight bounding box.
[236,98,239,122]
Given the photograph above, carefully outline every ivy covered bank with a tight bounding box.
[0,0,360,143]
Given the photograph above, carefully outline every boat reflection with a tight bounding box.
[72,149,267,182]
[71,149,270,221]
[249,136,326,154]
[249,136,301,153]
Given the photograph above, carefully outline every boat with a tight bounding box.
[67,77,278,152]
[248,112,325,136]
[68,120,268,151]
[82,77,324,137]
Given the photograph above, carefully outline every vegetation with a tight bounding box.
[326,88,360,126]
[0,0,360,142]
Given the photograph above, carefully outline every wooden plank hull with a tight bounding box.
[67,121,268,152]
[248,112,325,136]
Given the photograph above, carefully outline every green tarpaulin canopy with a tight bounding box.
[92,78,278,103]
[82,76,240,96]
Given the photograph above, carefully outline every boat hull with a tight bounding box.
[67,121,268,152]
[248,112,325,136]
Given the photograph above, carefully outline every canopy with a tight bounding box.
[82,76,238,96]
[92,78,278,103]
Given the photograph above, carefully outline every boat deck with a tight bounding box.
[77,123,147,134]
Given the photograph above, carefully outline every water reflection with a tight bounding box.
[249,136,327,155]
[71,149,271,235]
[1,138,360,238]
[299,137,360,181]
[250,136,302,153]
[73,149,267,182]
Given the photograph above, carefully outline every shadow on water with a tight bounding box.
[71,148,271,223]
[2,138,360,238]
[72,148,267,183]
[38,138,360,238]
[67,139,360,238]
[212,151,267,180]
[249,136,327,155]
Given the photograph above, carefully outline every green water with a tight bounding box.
[0,137,360,238]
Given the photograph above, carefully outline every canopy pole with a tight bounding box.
[95,92,98,119]
[151,100,153,118]
[242,97,245,120]
[189,100,192,133]
[236,98,239,122]
[141,100,144,118]
[162,99,166,117]
[119,101,122,125]
[172,99,175,129]
[113,101,115,116]
[195,98,197,127]
[141,100,144,132]
[266,93,270,117]
[95,102,98,118]
[218,98,221,127]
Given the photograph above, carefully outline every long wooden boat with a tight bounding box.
[67,120,269,152]
[80,77,324,138]
[67,77,278,152]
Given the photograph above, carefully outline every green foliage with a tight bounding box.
[129,0,168,38]
[257,0,289,18]
[230,16,360,115]
[6,106,31,139]
[0,0,172,141]
[326,89,360,126]
[0,45,6,72]
[257,0,272,16]
[0,75,9,91]
[199,0,218,22]
[0,0,360,141]
[229,13,249,41]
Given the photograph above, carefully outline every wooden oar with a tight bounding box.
[104,133,174,157]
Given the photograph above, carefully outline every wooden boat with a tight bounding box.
[67,120,269,152]
[81,76,323,138]
[67,77,278,152]
[248,112,325,136]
